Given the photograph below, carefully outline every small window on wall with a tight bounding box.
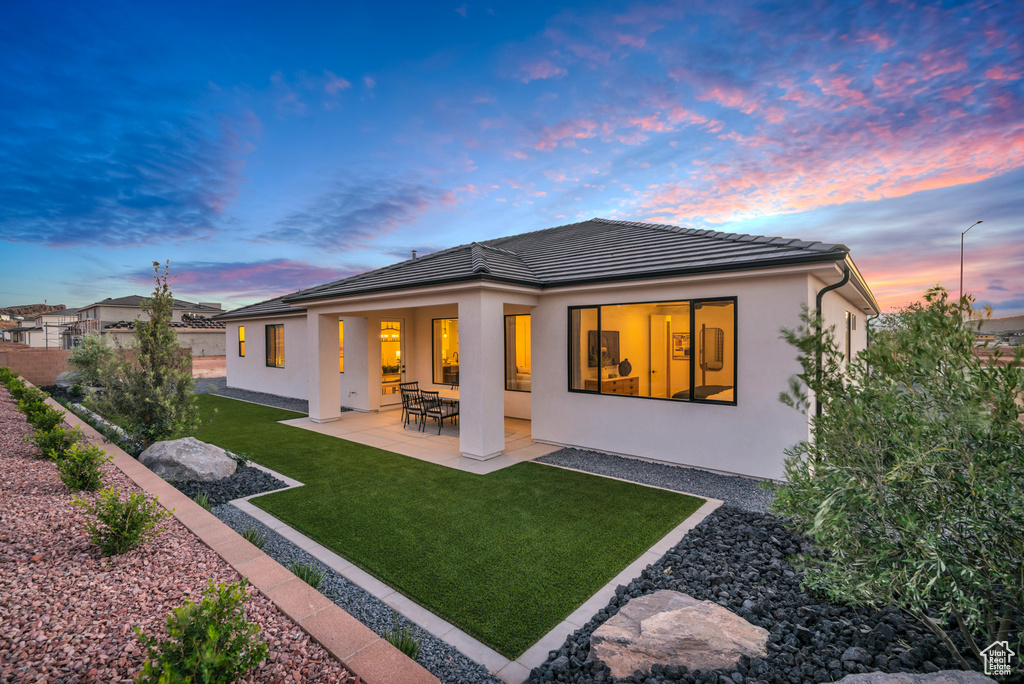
[339,320,344,372]
[432,319,459,385]
[265,324,284,368]
[845,311,856,361]
[504,315,531,391]
[238,326,245,357]
[568,298,736,404]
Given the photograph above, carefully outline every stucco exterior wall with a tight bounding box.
[529,273,814,481]
[224,315,309,400]
[175,330,226,357]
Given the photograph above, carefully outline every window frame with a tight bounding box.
[265,323,284,368]
[431,317,459,385]
[238,325,245,357]
[504,314,532,393]
[338,320,344,373]
[566,296,738,406]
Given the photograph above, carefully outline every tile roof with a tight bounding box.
[212,295,305,321]
[103,314,226,331]
[79,296,222,313]
[284,217,848,304]
[216,217,854,319]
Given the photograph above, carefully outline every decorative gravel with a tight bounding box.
[0,385,357,683]
[537,448,774,513]
[526,504,979,684]
[193,376,227,395]
[214,503,503,684]
[168,464,288,507]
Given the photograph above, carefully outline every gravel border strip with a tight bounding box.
[536,447,774,513]
[214,503,502,684]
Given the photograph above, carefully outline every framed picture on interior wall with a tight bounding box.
[587,330,620,367]
[672,332,690,360]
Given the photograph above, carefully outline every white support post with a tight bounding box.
[457,291,506,459]
[307,312,341,423]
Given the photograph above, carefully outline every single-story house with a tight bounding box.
[214,218,878,480]
[63,296,226,356]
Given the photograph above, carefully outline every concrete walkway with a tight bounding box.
[279,410,562,475]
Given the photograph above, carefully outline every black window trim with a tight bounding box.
[566,296,738,406]
[430,317,458,385]
[265,323,284,368]
[504,313,531,393]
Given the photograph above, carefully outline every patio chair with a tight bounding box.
[400,385,425,428]
[399,381,419,422]
[419,390,459,435]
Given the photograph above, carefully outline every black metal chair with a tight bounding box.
[399,384,424,428]
[419,390,459,435]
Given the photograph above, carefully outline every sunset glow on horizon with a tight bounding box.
[1,0,1021,315]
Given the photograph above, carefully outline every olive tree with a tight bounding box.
[95,262,199,450]
[774,286,1023,670]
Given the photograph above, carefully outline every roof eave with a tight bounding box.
[282,250,847,305]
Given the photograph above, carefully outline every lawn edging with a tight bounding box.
[27,378,439,684]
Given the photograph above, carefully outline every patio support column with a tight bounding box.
[308,312,341,423]
[458,290,505,459]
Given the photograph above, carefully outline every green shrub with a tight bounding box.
[69,383,85,399]
[57,442,110,492]
[68,332,116,387]
[287,561,326,589]
[135,579,268,684]
[241,526,267,549]
[74,487,172,556]
[193,491,212,512]
[383,619,421,660]
[774,287,1024,668]
[28,423,85,460]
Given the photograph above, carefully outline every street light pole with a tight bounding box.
[959,220,983,300]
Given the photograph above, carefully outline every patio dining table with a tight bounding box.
[437,388,459,405]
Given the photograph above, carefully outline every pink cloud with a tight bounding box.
[323,70,351,95]
[696,84,761,115]
[986,65,1023,81]
[519,59,568,83]
[534,117,598,150]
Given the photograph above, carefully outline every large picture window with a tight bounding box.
[432,318,459,385]
[265,324,284,368]
[504,315,531,391]
[238,326,245,357]
[568,298,736,404]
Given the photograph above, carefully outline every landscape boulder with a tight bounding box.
[591,589,769,679]
[140,437,236,482]
[836,672,997,684]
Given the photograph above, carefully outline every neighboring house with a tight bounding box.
[63,296,226,356]
[215,218,878,480]
[9,309,79,348]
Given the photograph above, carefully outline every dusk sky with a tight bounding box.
[1,0,1022,315]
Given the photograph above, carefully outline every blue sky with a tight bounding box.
[1,0,1022,314]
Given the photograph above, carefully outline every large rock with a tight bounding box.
[591,590,769,678]
[836,672,997,684]
[140,437,237,482]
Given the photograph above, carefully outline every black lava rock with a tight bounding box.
[169,464,287,506]
[525,505,980,684]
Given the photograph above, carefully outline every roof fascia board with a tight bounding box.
[214,310,309,323]
[298,280,542,311]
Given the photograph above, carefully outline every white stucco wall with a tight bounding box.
[529,273,815,481]
[224,315,309,400]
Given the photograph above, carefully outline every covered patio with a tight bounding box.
[278,412,560,474]
[301,280,539,461]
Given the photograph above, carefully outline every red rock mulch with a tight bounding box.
[0,385,358,683]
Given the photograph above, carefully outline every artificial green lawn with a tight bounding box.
[195,394,704,658]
